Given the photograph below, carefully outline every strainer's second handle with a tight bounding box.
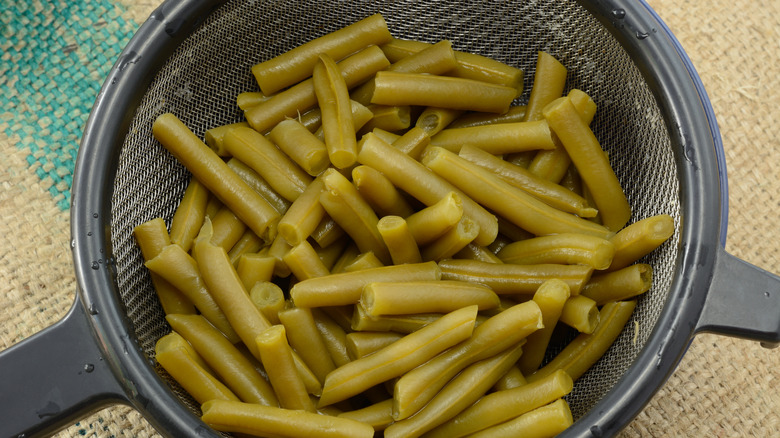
[697,246,780,348]
[0,298,126,438]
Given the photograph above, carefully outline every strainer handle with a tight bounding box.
[0,297,126,437]
[696,246,780,348]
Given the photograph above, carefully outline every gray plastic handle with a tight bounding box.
[0,298,126,438]
[696,246,780,348]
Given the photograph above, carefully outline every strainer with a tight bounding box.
[1,0,778,436]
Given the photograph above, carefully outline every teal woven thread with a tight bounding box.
[0,0,137,210]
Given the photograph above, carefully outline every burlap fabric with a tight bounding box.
[1,0,777,436]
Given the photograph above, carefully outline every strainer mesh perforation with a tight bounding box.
[110,0,680,422]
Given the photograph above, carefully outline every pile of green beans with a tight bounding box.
[136,13,676,438]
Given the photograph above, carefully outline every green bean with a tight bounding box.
[529,88,598,183]
[290,261,440,307]
[226,158,291,216]
[318,305,478,407]
[192,223,273,361]
[357,132,498,245]
[359,104,411,135]
[133,218,196,315]
[223,126,312,202]
[227,229,264,266]
[361,280,499,317]
[278,307,336,384]
[246,46,390,134]
[379,37,523,90]
[236,253,276,290]
[267,233,293,278]
[144,243,239,343]
[169,178,209,252]
[422,146,613,238]
[608,214,674,271]
[523,51,568,123]
[448,105,527,129]
[319,168,391,264]
[426,369,572,438]
[338,399,394,432]
[255,325,316,412]
[391,126,430,160]
[371,71,517,113]
[350,40,458,106]
[466,398,573,438]
[283,239,331,280]
[311,308,352,367]
[581,263,653,305]
[152,113,280,239]
[251,13,391,95]
[155,331,240,405]
[420,216,480,262]
[377,215,422,265]
[236,91,269,111]
[497,233,615,270]
[518,279,571,374]
[559,295,600,334]
[405,191,463,246]
[430,120,555,154]
[543,96,631,231]
[351,305,443,334]
[313,53,358,169]
[208,206,246,251]
[438,258,593,295]
[352,165,415,218]
[268,118,330,177]
[343,251,385,272]
[276,175,326,247]
[345,331,404,360]
[528,300,636,383]
[458,144,597,217]
[388,344,526,438]
[393,300,541,420]
[249,281,286,325]
[204,121,249,157]
[166,314,278,406]
[201,399,374,438]
[310,216,346,248]
[453,243,503,264]
[492,366,527,392]
[415,107,465,136]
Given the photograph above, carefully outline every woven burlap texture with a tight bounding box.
[1,0,777,437]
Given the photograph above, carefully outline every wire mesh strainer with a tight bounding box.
[1,0,777,437]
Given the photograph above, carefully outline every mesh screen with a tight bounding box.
[110,0,680,423]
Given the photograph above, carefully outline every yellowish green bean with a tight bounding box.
[393,300,541,420]
[251,13,391,95]
[201,399,374,438]
[318,305,478,407]
[371,71,517,113]
[169,178,209,252]
[497,233,615,270]
[152,113,280,239]
[357,133,498,245]
[291,261,440,307]
[438,258,593,295]
[528,300,637,383]
[581,263,653,305]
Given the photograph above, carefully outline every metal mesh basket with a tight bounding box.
[110,0,679,424]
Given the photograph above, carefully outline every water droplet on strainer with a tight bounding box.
[71,239,76,248]
[87,231,93,237]
[91,261,100,270]
[611,8,626,19]
[92,213,99,218]
[84,363,95,373]
[636,31,649,40]
[590,425,603,437]
[765,291,771,298]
